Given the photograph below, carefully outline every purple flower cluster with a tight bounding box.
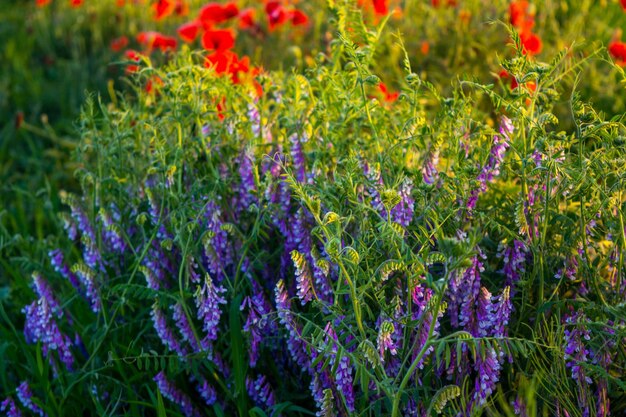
[72,264,101,313]
[201,199,233,282]
[0,398,22,417]
[16,381,46,417]
[323,323,355,412]
[171,302,200,353]
[240,280,276,367]
[246,374,276,410]
[390,179,415,227]
[422,149,440,185]
[48,249,80,290]
[236,149,258,213]
[195,274,227,352]
[151,303,187,357]
[196,378,217,406]
[498,240,527,297]
[22,273,74,369]
[466,117,513,212]
[153,372,200,417]
[289,133,307,183]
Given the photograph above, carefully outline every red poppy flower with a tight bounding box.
[290,10,309,26]
[177,21,202,43]
[110,36,129,52]
[125,49,143,62]
[205,50,237,73]
[621,0,626,11]
[36,0,51,7]
[266,1,289,30]
[124,49,143,73]
[372,0,388,15]
[509,1,529,27]
[519,30,542,55]
[174,0,189,17]
[198,2,239,26]
[431,0,457,7]
[216,96,226,121]
[204,50,253,84]
[137,31,178,52]
[70,0,83,7]
[239,8,256,29]
[609,40,626,66]
[152,0,176,20]
[378,82,399,102]
[201,29,235,51]
[509,1,535,34]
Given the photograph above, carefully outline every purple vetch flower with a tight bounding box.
[472,344,501,406]
[236,149,258,213]
[491,287,512,338]
[497,240,527,297]
[248,103,262,137]
[563,311,592,384]
[16,382,45,417]
[265,151,292,236]
[49,249,80,290]
[448,251,484,335]
[377,320,398,362]
[512,396,528,417]
[555,256,578,281]
[59,213,78,241]
[99,209,127,253]
[240,282,275,367]
[411,285,442,371]
[390,179,415,227]
[31,273,61,318]
[151,303,187,357]
[466,117,513,212]
[323,323,355,412]
[72,264,101,313]
[171,302,200,353]
[274,280,310,368]
[196,378,217,406]
[201,199,233,282]
[309,375,328,417]
[0,398,22,417]
[81,236,104,272]
[364,163,385,218]
[292,250,315,305]
[289,133,307,183]
[476,287,495,337]
[153,372,201,417]
[22,297,74,369]
[195,274,227,350]
[422,149,440,185]
[141,241,176,290]
[63,194,96,241]
[201,124,211,137]
[246,374,276,410]
[532,150,543,168]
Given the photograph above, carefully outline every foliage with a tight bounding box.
[1,1,626,417]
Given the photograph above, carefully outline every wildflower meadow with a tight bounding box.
[1,1,626,416]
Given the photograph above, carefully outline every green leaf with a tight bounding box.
[230,294,247,416]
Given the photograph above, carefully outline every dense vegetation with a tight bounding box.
[1,1,625,416]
